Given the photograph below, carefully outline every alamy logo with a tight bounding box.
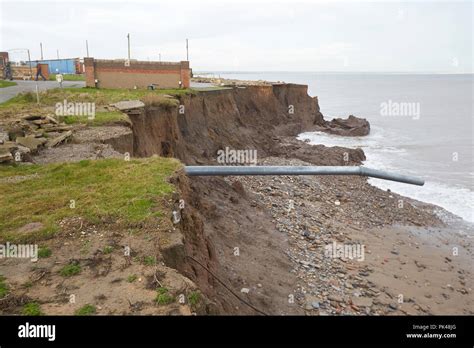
[55,99,95,119]
[217,147,257,165]
[18,322,56,341]
[324,241,365,261]
[380,99,420,120]
[0,242,38,261]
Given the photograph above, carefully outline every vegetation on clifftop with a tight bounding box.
[0,157,181,243]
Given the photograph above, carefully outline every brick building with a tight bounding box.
[84,58,191,89]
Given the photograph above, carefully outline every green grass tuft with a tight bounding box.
[59,263,81,277]
[103,246,113,254]
[0,275,9,298]
[187,291,201,307]
[155,287,174,305]
[38,247,52,258]
[22,302,42,316]
[143,256,156,266]
[127,274,138,283]
[75,304,96,315]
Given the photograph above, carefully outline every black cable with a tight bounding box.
[186,255,268,316]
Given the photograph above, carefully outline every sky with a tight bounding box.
[0,0,472,73]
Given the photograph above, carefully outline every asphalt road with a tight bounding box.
[0,80,86,103]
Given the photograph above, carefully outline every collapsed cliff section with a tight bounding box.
[128,84,365,165]
[129,84,351,164]
[120,84,368,315]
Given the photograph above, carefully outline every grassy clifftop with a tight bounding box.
[0,157,181,243]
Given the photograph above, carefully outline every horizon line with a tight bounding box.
[194,70,474,75]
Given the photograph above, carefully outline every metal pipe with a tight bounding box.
[184,166,424,186]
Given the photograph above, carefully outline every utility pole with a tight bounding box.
[57,49,59,59]
[127,33,131,60]
[40,42,43,60]
[27,49,32,79]
[86,40,89,57]
[159,53,161,61]
[186,38,189,61]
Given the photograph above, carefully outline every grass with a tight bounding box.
[38,247,52,258]
[127,274,138,283]
[22,302,42,316]
[155,287,174,305]
[0,275,8,298]
[75,304,96,315]
[191,86,232,92]
[0,157,180,243]
[0,80,17,88]
[0,91,36,108]
[59,262,81,277]
[1,87,193,109]
[0,85,193,124]
[22,281,33,289]
[187,291,201,307]
[62,111,129,126]
[143,256,156,266]
[103,246,113,254]
[49,74,85,81]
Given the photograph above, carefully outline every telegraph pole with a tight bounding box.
[86,40,89,57]
[40,42,43,60]
[27,49,32,79]
[127,33,131,60]
[57,49,59,59]
[186,38,189,61]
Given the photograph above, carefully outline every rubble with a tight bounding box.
[225,156,446,316]
[0,114,74,163]
[46,131,73,148]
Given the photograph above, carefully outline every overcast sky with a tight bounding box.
[0,0,472,72]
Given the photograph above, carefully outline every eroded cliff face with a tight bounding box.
[125,84,365,315]
[128,84,325,164]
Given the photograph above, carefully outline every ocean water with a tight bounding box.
[208,72,473,223]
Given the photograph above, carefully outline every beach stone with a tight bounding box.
[328,294,343,302]
[352,296,373,307]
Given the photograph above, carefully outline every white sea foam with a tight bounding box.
[298,128,474,224]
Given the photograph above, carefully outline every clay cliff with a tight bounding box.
[127,84,366,165]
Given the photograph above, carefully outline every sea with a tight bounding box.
[202,72,473,224]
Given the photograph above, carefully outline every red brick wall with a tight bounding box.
[84,58,191,89]
[84,58,96,87]
[180,61,190,88]
[0,52,9,66]
[38,64,49,80]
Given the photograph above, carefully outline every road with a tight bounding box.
[0,80,86,103]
